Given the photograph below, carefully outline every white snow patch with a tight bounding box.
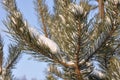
[37,35,60,54]
[28,27,60,54]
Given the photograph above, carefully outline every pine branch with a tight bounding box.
[80,0,120,65]
[36,0,48,37]
[3,0,52,56]
[0,44,22,80]
[74,21,84,80]
[3,0,77,69]
[5,44,22,70]
[82,24,118,67]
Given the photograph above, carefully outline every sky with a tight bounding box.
[0,0,54,80]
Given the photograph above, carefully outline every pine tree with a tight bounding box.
[2,0,120,80]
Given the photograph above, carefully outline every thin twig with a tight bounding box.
[98,0,104,19]
[74,20,84,80]
[6,49,21,70]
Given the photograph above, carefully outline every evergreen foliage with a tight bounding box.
[1,0,120,80]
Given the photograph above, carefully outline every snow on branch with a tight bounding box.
[28,27,60,54]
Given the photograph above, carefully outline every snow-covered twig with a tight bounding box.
[28,27,60,54]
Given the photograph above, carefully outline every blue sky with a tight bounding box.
[0,0,54,79]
